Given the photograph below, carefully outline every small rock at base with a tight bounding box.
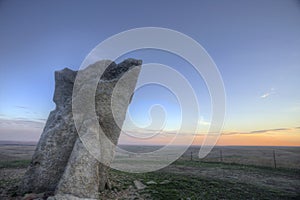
[23,193,44,200]
[159,180,170,184]
[146,181,157,185]
[133,180,146,190]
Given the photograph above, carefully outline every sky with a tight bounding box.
[0,0,300,146]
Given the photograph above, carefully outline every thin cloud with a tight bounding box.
[12,106,45,121]
[222,127,297,135]
[260,88,275,99]
[260,92,272,98]
[221,131,240,135]
[0,118,45,129]
[198,116,211,126]
[36,118,47,122]
[249,128,289,134]
[15,105,29,109]
[125,127,297,137]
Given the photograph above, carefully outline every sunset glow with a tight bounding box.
[0,1,299,147]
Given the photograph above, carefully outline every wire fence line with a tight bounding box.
[0,143,299,170]
[181,146,300,169]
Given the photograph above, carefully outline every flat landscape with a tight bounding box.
[0,142,299,199]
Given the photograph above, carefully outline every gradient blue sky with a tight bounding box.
[0,0,299,144]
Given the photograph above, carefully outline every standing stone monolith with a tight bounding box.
[19,59,142,199]
[19,68,78,194]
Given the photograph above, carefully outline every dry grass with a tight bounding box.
[0,142,299,199]
[183,146,300,169]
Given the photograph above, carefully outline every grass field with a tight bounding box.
[0,142,299,199]
[183,146,300,169]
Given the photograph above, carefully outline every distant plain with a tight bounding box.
[0,141,299,199]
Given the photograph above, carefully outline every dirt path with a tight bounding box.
[160,164,300,196]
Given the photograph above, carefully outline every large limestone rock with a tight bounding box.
[19,68,78,193]
[19,59,142,199]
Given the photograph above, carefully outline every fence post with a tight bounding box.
[220,149,223,162]
[190,151,193,161]
[273,150,277,168]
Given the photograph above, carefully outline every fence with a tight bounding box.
[181,146,300,169]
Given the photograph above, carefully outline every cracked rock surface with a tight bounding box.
[19,59,142,199]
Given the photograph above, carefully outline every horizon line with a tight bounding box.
[0,140,299,148]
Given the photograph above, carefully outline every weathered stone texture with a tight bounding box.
[19,59,142,199]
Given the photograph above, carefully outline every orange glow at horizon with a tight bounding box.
[119,128,300,146]
[193,132,300,146]
[215,128,300,146]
